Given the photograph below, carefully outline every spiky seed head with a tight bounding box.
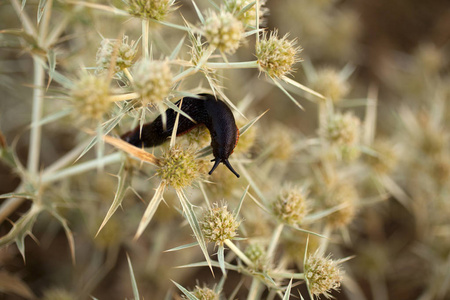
[70,74,111,120]
[365,139,398,174]
[256,30,301,78]
[127,0,175,20]
[305,252,344,299]
[310,68,350,103]
[325,183,358,229]
[202,10,244,54]
[323,112,360,147]
[96,36,137,73]
[224,0,268,28]
[183,125,210,149]
[133,59,172,106]
[245,243,267,271]
[156,145,202,189]
[201,202,240,246]
[273,186,310,226]
[190,286,220,300]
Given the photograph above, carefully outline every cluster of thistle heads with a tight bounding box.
[1,0,449,299]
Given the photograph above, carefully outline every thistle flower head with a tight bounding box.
[256,30,301,78]
[190,286,220,300]
[202,10,244,54]
[365,139,398,174]
[245,243,268,270]
[273,185,310,226]
[133,59,172,106]
[323,112,361,147]
[126,0,176,20]
[324,182,358,229]
[96,36,137,73]
[156,145,202,189]
[305,252,344,299]
[70,73,111,120]
[224,0,268,28]
[201,202,240,246]
[310,67,350,103]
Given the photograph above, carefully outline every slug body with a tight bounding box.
[121,94,240,177]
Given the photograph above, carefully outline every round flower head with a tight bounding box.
[305,252,344,299]
[70,73,111,120]
[96,36,137,73]
[156,145,203,189]
[256,30,301,78]
[324,183,358,229]
[202,10,244,54]
[365,139,398,174]
[310,67,350,103]
[245,243,267,271]
[224,0,268,28]
[133,59,172,106]
[127,0,176,20]
[201,202,240,246]
[190,286,220,300]
[273,185,310,226]
[323,112,360,147]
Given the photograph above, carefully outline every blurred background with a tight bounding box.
[1,0,449,299]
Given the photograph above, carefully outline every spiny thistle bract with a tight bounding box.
[156,145,203,189]
[305,252,344,299]
[323,112,361,147]
[224,0,268,28]
[201,202,240,246]
[202,10,244,54]
[96,36,137,73]
[310,67,350,103]
[256,30,301,78]
[70,73,111,120]
[133,59,172,106]
[126,0,176,20]
[273,185,310,226]
[190,286,220,300]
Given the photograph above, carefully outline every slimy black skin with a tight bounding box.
[121,93,240,178]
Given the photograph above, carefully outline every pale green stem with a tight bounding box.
[109,92,140,102]
[318,101,327,133]
[204,60,259,70]
[9,0,37,36]
[27,57,45,175]
[267,223,284,262]
[123,68,134,84]
[224,239,253,267]
[270,272,305,280]
[246,278,262,300]
[0,183,24,224]
[142,19,149,59]
[171,67,197,83]
[39,0,53,42]
[41,152,123,183]
[43,140,90,175]
[318,225,331,256]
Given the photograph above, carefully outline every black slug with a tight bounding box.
[121,93,240,178]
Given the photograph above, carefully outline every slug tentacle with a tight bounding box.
[121,94,240,177]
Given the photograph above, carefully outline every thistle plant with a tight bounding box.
[1,0,448,299]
